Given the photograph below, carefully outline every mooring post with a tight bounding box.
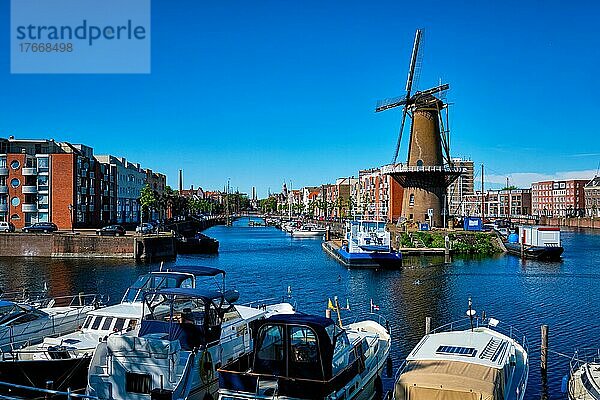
[541,324,549,374]
[325,225,331,241]
[425,316,431,335]
[325,308,332,319]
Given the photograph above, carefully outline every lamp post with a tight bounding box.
[68,204,74,233]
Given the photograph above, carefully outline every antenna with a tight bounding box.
[466,297,476,332]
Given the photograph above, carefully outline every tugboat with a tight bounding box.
[218,312,391,400]
[87,287,294,400]
[327,220,402,267]
[504,226,564,260]
[393,299,528,400]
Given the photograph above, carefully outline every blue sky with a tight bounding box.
[1,0,599,196]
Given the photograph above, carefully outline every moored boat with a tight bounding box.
[504,226,563,260]
[290,223,326,238]
[336,220,402,267]
[393,302,528,400]
[218,312,391,400]
[564,348,600,399]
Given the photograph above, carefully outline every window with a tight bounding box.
[83,316,93,329]
[10,178,20,188]
[290,326,318,363]
[91,317,103,330]
[113,318,126,332]
[257,325,284,361]
[10,160,20,170]
[101,317,114,330]
[37,157,49,172]
[416,159,423,167]
[11,197,20,207]
[409,194,415,206]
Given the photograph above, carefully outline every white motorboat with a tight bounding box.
[0,294,99,353]
[0,266,232,394]
[393,302,528,400]
[291,223,326,238]
[87,286,295,400]
[218,312,391,400]
[564,348,600,399]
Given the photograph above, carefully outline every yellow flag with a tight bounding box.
[328,298,335,310]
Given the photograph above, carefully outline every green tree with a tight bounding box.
[139,184,158,223]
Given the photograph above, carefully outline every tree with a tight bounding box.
[502,185,519,190]
[260,197,278,213]
[139,184,158,223]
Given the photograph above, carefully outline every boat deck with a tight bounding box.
[322,240,402,268]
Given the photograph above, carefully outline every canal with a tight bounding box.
[0,218,599,399]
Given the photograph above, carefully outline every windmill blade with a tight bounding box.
[405,29,423,95]
[392,106,409,164]
[375,96,408,112]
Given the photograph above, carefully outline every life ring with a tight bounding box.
[199,350,214,384]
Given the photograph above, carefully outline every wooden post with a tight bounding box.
[425,316,431,335]
[541,324,549,374]
[325,226,330,241]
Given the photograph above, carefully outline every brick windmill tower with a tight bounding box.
[376,29,462,227]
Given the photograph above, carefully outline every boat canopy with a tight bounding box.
[160,265,225,277]
[394,359,504,400]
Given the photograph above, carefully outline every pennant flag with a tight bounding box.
[328,298,335,310]
[370,299,380,312]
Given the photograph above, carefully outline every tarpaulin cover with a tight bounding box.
[394,359,504,400]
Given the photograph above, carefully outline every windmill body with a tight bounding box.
[377,30,461,227]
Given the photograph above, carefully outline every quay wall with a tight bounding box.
[538,216,600,230]
[0,233,176,260]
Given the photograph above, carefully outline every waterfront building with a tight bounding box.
[180,185,205,200]
[584,176,600,217]
[447,158,474,216]
[357,167,403,222]
[532,179,588,217]
[301,186,318,213]
[462,189,531,218]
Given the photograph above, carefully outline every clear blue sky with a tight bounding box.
[1,0,599,196]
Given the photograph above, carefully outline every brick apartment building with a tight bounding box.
[584,176,600,217]
[0,137,166,229]
[532,179,588,217]
[357,167,403,222]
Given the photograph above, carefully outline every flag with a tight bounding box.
[328,298,335,310]
[370,299,380,312]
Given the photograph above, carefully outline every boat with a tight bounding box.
[0,266,230,395]
[176,233,220,254]
[563,348,600,399]
[290,223,326,237]
[334,220,402,267]
[87,287,295,400]
[504,226,564,260]
[0,294,100,354]
[218,312,391,400]
[393,301,528,400]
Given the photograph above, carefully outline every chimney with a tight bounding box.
[191,184,194,191]
[179,169,183,192]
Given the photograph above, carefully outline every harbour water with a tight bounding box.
[1,218,599,399]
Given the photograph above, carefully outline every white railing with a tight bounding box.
[381,164,465,174]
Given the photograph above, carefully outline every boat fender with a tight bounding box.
[561,374,569,393]
[199,351,214,384]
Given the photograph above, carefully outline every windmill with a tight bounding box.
[376,29,462,227]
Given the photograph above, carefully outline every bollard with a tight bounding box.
[425,316,431,335]
[325,309,332,319]
[541,324,549,374]
[325,226,331,241]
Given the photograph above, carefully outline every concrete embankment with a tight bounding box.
[539,216,600,229]
[0,233,176,260]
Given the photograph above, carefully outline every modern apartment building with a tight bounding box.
[584,176,600,217]
[95,155,146,224]
[0,137,166,229]
[531,179,588,217]
[447,158,474,216]
[462,189,531,217]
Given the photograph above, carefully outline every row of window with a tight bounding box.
[82,314,137,332]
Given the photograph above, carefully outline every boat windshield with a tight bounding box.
[0,303,45,325]
[122,273,194,303]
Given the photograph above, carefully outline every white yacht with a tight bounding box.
[87,287,295,400]
[0,294,99,353]
[565,349,600,399]
[291,223,326,238]
[218,313,391,400]
[394,306,528,400]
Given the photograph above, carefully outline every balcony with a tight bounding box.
[0,168,8,176]
[22,204,38,213]
[22,168,37,176]
[0,204,7,212]
[22,185,37,194]
[0,186,7,194]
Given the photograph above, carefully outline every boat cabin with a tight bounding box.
[517,226,561,247]
[345,220,391,253]
[219,314,368,398]
[138,287,226,350]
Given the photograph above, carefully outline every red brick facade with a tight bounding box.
[50,154,76,230]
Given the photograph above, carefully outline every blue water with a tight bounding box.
[1,219,599,399]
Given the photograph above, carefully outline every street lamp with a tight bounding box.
[68,204,74,233]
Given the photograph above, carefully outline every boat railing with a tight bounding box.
[347,312,391,334]
[0,380,98,399]
[241,297,297,311]
[569,348,600,374]
[431,317,529,352]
